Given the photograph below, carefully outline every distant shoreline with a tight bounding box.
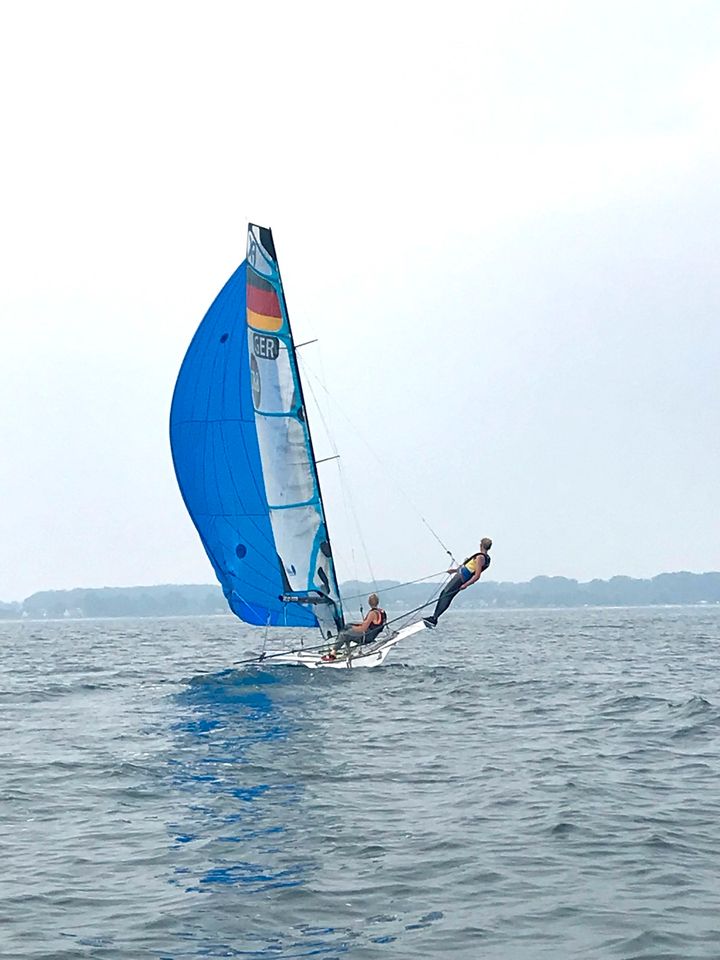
[1,603,719,625]
[2,572,719,620]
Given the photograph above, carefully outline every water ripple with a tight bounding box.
[2,606,720,958]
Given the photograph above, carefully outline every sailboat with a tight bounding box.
[169,224,426,669]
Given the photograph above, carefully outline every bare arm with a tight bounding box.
[350,609,381,633]
[460,555,487,590]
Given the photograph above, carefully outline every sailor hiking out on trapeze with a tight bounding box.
[424,537,492,627]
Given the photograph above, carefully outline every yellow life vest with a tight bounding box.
[463,553,489,575]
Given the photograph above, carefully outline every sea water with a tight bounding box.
[2,606,720,959]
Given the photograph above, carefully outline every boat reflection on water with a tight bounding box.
[171,668,309,886]
[167,667,354,958]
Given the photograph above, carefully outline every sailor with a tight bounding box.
[322,593,387,660]
[423,537,492,627]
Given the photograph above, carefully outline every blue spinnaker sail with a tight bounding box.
[170,228,346,639]
[169,259,317,628]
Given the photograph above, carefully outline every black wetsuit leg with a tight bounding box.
[334,628,363,653]
[429,572,465,622]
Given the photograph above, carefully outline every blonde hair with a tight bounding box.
[368,593,379,606]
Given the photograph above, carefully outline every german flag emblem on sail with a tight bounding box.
[247,268,283,332]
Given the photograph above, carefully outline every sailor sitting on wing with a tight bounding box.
[322,593,387,660]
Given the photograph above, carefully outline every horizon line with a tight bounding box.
[4,569,720,606]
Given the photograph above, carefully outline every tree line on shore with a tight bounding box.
[1,571,719,620]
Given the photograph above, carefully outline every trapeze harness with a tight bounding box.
[459,552,491,583]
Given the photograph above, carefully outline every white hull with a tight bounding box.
[264,620,426,669]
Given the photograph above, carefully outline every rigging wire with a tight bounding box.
[384,574,450,632]
[341,568,450,602]
[295,351,362,596]
[298,357,458,565]
[299,355,378,585]
[301,368,362,592]
[231,570,455,667]
[336,459,377,583]
[231,588,446,667]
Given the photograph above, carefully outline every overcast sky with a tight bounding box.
[1,0,718,601]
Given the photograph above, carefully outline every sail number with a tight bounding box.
[253,333,280,360]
